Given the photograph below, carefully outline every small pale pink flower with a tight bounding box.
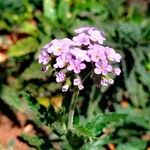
[113,68,121,75]
[56,72,66,83]
[73,33,90,46]
[70,48,90,62]
[105,47,121,62]
[108,79,114,84]
[100,79,109,86]
[54,53,72,68]
[62,84,69,92]
[78,84,84,90]
[73,77,84,90]
[67,59,86,74]
[88,30,105,44]
[38,50,50,65]
[114,53,121,62]
[41,65,49,72]
[88,45,106,62]
[105,47,116,61]
[74,27,91,34]
[73,77,82,86]
[47,39,72,56]
[94,60,112,75]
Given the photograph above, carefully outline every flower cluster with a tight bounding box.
[38,27,121,92]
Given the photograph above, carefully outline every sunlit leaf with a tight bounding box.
[0,85,22,111]
[75,113,127,137]
[8,37,38,57]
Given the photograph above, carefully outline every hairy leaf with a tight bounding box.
[20,134,52,149]
[75,113,127,137]
[21,62,51,80]
[8,37,38,57]
[0,85,22,111]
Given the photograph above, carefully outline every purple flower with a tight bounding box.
[54,53,72,68]
[100,79,109,86]
[100,78,114,86]
[38,50,50,65]
[94,60,112,75]
[88,45,106,62]
[62,84,69,92]
[105,47,121,62]
[74,27,91,34]
[70,48,90,62]
[78,84,84,90]
[47,39,72,56]
[67,59,86,74]
[88,29,105,44]
[73,77,81,86]
[108,79,114,84]
[73,33,90,46]
[38,26,122,91]
[56,71,66,83]
[41,65,49,72]
[113,67,121,75]
[73,77,84,90]
[114,53,121,62]
[47,39,57,54]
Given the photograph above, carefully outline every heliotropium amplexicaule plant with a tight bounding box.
[37,27,126,148]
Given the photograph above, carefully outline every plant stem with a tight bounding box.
[82,69,93,82]
[68,89,79,130]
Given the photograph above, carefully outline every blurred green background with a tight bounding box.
[0,0,150,149]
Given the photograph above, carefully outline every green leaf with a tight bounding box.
[8,37,38,57]
[57,0,69,23]
[115,105,150,130]
[21,62,52,80]
[20,134,52,149]
[106,0,125,20]
[43,0,56,22]
[136,63,150,88]
[66,130,85,149]
[0,20,11,31]
[52,121,67,136]
[118,23,142,44]
[22,92,64,127]
[21,92,46,125]
[75,113,127,137]
[125,69,148,107]
[20,134,44,149]
[125,70,138,106]
[17,21,39,36]
[0,85,22,111]
[136,84,148,107]
[117,138,147,150]
[80,137,110,150]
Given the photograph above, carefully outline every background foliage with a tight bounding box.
[0,0,150,149]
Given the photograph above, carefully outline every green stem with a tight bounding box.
[82,69,93,82]
[68,70,92,129]
[68,89,79,130]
